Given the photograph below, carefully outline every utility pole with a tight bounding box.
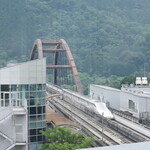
[102,112,104,142]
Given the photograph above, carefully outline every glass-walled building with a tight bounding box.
[27,83,46,150]
[0,58,46,150]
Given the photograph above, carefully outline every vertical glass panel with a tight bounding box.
[25,85,29,91]
[29,144,37,150]
[30,122,36,129]
[29,98,35,106]
[5,93,9,106]
[21,91,25,99]
[37,107,42,114]
[11,92,18,99]
[1,100,4,106]
[37,122,42,128]
[26,92,30,99]
[1,85,9,91]
[43,122,46,127]
[30,84,36,91]
[37,135,42,142]
[37,115,42,121]
[17,100,21,106]
[30,92,36,98]
[30,116,36,121]
[43,114,46,120]
[27,99,30,106]
[30,129,36,135]
[30,136,36,142]
[37,98,45,105]
[1,93,3,99]
[29,107,36,114]
[11,85,17,91]
[12,99,17,106]
[5,93,9,99]
[43,106,45,113]
[37,128,42,135]
[18,85,22,91]
[5,100,9,106]
[22,85,25,91]
[42,84,46,90]
[37,92,45,98]
[37,84,42,90]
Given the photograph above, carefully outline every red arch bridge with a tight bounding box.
[30,39,83,94]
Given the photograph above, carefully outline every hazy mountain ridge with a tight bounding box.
[0,0,150,77]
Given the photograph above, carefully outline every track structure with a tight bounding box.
[110,108,150,130]
[47,95,132,146]
[30,39,83,94]
[46,83,150,146]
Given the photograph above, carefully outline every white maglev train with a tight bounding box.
[95,102,114,119]
[62,89,114,120]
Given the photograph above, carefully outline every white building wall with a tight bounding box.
[120,91,150,118]
[0,58,46,150]
[0,58,46,85]
[90,84,120,110]
[90,84,150,118]
[0,107,27,150]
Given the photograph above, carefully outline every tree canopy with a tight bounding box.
[39,126,95,150]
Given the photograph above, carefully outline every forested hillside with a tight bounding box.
[1,0,150,92]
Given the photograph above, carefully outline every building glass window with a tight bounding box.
[37,91,45,98]
[11,85,17,91]
[0,83,46,150]
[29,122,36,129]
[37,135,42,142]
[30,84,36,91]
[30,129,36,135]
[30,136,37,142]
[128,99,138,112]
[30,116,36,121]
[37,106,42,114]
[28,83,46,149]
[29,107,36,115]
[37,84,42,90]
[1,85,9,91]
[37,115,42,121]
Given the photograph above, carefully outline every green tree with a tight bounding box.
[120,75,136,87]
[39,126,95,150]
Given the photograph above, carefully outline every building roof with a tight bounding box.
[0,58,46,84]
[91,84,150,99]
[79,142,150,150]
[90,84,121,92]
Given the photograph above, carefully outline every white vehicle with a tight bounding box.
[62,89,114,120]
[95,102,114,119]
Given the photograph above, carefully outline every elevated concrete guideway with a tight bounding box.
[46,103,78,127]
[114,114,150,138]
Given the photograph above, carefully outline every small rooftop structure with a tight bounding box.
[136,77,142,85]
[136,77,148,86]
[142,77,148,85]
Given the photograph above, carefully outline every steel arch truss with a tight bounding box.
[30,39,83,94]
